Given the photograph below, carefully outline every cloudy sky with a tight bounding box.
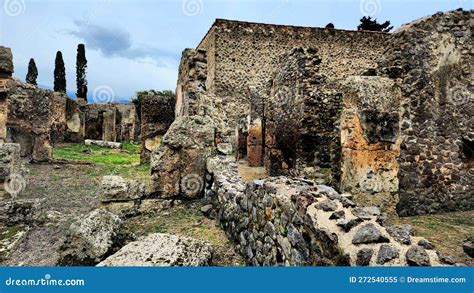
[0,0,470,102]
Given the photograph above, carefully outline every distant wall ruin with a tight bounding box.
[84,103,138,143]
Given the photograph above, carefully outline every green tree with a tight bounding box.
[25,58,38,85]
[54,51,66,93]
[325,23,335,29]
[357,16,393,32]
[76,44,88,101]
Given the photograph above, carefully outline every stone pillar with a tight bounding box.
[102,109,116,142]
[247,87,264,167]
[0,46,13,142]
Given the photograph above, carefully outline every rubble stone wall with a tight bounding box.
[377,9,473,215]
[85,103,137,143]
[207,156,452,266]
[197,19,390,129]
[7,80,52,161]
[50,93,85,144]
[140,93,175,163]
[340,76,402,214]
[265,47,342,181]
[176,49,207,118]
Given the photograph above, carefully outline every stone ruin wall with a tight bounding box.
[7,80,53,161]
[207,156,454,266]
[140,93,175,163]
[265,47,342,185]
[196,19,390,131]
[340,76,402,214]
[376,9,473,215]
[164,10,474,218]
[84,103,138,143]
[0,46,22,191]
[176,49,208,118]
[50,92,85,144]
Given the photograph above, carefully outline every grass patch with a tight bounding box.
[391,211,474,264]
[121,142,141,154]
[53,144,140,165]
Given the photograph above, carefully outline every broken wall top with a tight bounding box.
[0,46,13,77]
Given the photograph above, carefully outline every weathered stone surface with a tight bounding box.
[336,218,363,232]
[462,238,474,258]
[418,239,435,250]
[386,225,412,245]
[7,80,53,161]
[329,210,345,220]
[0,198,41,226]
[100,175,145,203]
[140,93,175,163]
[0,143,21,181]
[352,223,389,245]
[376,245,399,264]
[356,248,373,266]
[207,156,450,266]
[98,233,213,266]
[58,209,125,266]
[216,143,233,155]
[406,246,431,266]
[151,115,215,199]
[0,46,13,75]
[315,199,338,211]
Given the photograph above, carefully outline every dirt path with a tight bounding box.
[2,163,101,266]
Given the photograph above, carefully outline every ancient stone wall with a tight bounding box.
[85,103,137,143]
[50,93,85,144]
[0,46,13,142]
[176,49,207,118]
[197,19,390,130]
[7,80,52,161]
[140,93,175,163]
[207,156,453,266]
[377,9,473,215]
[265,47,342,181]
[340,76,402,214]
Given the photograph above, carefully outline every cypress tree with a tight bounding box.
[54,51,66,93]
[76,44,88,101]
[25,58,38,85]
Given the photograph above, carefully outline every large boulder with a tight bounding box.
[98,233,213,266]
[0,198,41,226]
[151,115,215,199]
[100,175,145,203]
[58,209,126,266]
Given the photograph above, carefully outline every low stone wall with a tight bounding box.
[207,156,454,266]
